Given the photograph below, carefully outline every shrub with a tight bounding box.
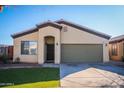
[0,55,8,64]
[14,57,20,63]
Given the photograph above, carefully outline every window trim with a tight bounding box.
[21,41,37,55]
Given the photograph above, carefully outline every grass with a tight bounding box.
[0,67,60,88]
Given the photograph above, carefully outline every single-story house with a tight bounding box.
[11,19,111,64]
[109,35,124,61]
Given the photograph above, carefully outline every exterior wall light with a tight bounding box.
[56,42,58,46]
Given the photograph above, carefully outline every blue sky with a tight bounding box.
[0,5,124,45]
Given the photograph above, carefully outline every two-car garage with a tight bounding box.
[61,44,103,63]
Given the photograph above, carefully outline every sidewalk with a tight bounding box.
[0,63,59,69]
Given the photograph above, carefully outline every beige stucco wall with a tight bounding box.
[13,24,110,64]
[13,32,38,63]
[109,41,124,61]
[60,24,109,62]
[13,26,61,64]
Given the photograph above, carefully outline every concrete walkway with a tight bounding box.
[60,64,124,88]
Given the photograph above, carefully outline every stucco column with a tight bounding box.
[103,42,109,62]
[38,26,61,64]
[38,33,44,64]
[54,34,61,64]
[54,41,61,64]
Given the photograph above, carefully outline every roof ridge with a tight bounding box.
[110,34,124,42]
[111,34,124,39]
[12,19,111,39]
[36,20,61,26]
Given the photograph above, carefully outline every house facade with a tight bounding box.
[12,19,110,64]
[109,35,124,61]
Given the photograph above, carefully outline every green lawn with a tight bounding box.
[0,67,60,88]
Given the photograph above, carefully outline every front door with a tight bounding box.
[46,44,54,63]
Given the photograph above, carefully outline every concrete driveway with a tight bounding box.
[60,63,124,88]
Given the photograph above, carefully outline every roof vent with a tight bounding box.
[47,20,51,22]
[62,26,68,32]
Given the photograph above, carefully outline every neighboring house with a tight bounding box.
[0,45,8,55]
[109,35,124,61]
[0,45,13,60]
[8,46,13,60]
[11,19,111,64]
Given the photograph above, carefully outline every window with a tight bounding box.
[21,41,37,55]
[111,44,118,56]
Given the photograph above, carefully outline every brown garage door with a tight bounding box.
[61,44,103,63]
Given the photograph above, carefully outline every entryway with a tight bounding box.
[45,36,55,63]
[46,44,54,62]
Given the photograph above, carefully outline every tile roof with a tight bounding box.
[109,34,124,43]
[11,19,111,39]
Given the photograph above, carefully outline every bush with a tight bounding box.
[0,55,8,64]
[14,57,20,63]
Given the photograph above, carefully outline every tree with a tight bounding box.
[0,5,3,12]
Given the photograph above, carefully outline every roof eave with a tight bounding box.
[11,28,38,39]
[56,20,111,40]
[109,38,124,43]
[11,22,62,39]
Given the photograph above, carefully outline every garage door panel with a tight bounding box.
[61,44,103,63]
